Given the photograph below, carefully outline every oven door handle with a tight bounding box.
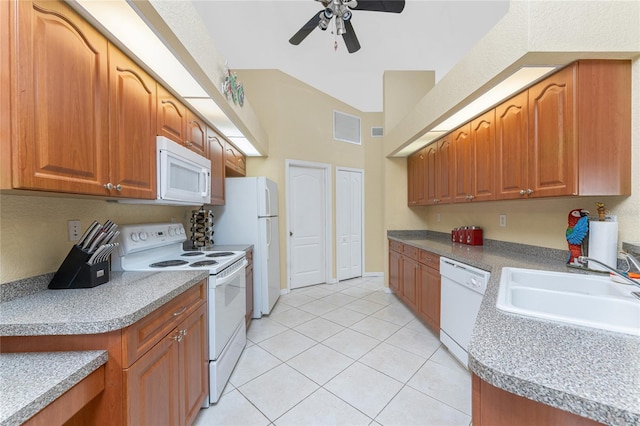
[215,259,248,287]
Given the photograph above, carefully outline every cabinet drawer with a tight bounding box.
[122,281,206,367]
[389,240,403,253]
[403,244,419,260]
[419,250,440,271]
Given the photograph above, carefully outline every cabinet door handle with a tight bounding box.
[115,184,122,191]
[173,306,187,317]
[172,333,183,342]
[527,189,534,195]
[519,189,526,195]
[104,182,113,190]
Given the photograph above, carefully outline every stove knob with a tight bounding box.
[139,232,148,241]
[179,227,185,235]
[130,233,139,242]
[168,227,175,237]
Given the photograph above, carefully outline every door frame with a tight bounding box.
[336,166,365,281]
[285,159,333,291]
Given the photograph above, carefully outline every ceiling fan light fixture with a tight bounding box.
[335,17,346,35]
[323,8,334,19]
[342,10,352,21]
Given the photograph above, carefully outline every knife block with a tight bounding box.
[48,245,110,289]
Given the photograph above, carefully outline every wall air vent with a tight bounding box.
[371,127,383,137]
[333,110,361,145]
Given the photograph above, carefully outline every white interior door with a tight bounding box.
[288,164,328,289]
[337,168,363,281]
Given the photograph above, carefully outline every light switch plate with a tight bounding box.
[499,214,507,227]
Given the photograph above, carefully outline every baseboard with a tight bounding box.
[383,287,394,294]
[363,272,383,277]
[280,288,290,295]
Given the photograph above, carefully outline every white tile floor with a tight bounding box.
[194,276,472,426]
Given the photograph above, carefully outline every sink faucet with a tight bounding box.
[577,256,640,291]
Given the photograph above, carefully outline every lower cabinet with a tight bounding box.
[125,303,207,426]
[389,240,440,334]
[0,280,208,426]
[472,374,604,426]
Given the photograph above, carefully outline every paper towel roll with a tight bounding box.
[588,221,618,271]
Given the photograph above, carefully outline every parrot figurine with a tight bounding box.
[566,209,590,265]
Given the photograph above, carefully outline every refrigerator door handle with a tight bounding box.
[266,217,271,261]
[265,185,271,216]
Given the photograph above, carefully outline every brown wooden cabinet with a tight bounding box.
[417,250,441,332]
[185,111,208,157]
[207,128,226,205]
[527,64,577,198]
[495,91,529,199]
[435,136,453,204]
[10,0,110,195]
[472,374,603,426]
[245,248,254,327]
[389,242,403,295]
[125,302,207,426]
[388,240,440,334]
[108,44,157,199]
[1,281,208,426]
[452,123,473,203]
[225,142,246,177]
[410,60,631,203]
[471,110,496,202]
[408,147,427,206]
[157,84,187,144]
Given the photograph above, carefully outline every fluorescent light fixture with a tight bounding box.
[73,0,207,98]
[433,66,557,132]
[72,0,261,156]
[395,131,447,157]
[184,98,242,136]
[229,137,260,157]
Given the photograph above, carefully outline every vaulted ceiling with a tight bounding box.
[191,0,510,112]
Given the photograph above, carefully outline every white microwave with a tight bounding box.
[156,136,211,205]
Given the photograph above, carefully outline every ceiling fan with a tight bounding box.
[289,0,405,53]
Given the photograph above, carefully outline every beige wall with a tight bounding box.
[0,193,190,283]
[237,70,385,288]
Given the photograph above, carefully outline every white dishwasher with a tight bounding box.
[439,257,490,369]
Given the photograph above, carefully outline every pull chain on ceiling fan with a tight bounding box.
[289,0,406,53]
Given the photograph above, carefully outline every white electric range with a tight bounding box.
[112,222,247,404]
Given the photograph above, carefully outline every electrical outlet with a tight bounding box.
[436,213,441,222]
[499,214,507,227]
[68,220,81,241]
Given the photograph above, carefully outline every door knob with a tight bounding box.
[289,231,293,236]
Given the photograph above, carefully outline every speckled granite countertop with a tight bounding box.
[388,231,640,426]
[0,270,208,336]
[0,350,107,426]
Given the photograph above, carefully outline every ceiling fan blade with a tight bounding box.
[342,19,361,53]
[350,0,405,13]
[289,12,322,45]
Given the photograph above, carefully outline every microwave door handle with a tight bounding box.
[201,169,210,198]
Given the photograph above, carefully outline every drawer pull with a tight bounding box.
[173,306,187,317]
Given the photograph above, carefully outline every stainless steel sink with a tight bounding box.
[496,267,640,336]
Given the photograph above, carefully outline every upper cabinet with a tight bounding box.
[157,85,187,144]
[108,44,157,199]
[527,64,577,198]
[495,91,529,199]
[185,110,208,158]
[408,147,427,206]
[207,128,225,205]
[409,60,631,205]
[225,142,246,177]
[10,0,110,195]
[3,0,241,201]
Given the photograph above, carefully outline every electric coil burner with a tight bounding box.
[150,260,189,268]
[206,252,235,258]
[112,222,247,405]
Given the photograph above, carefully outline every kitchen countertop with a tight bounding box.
[0,270,208,336]
[388,231,640,426]
[0,350,108,426]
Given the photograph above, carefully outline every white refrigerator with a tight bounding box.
[212,177,281,318]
